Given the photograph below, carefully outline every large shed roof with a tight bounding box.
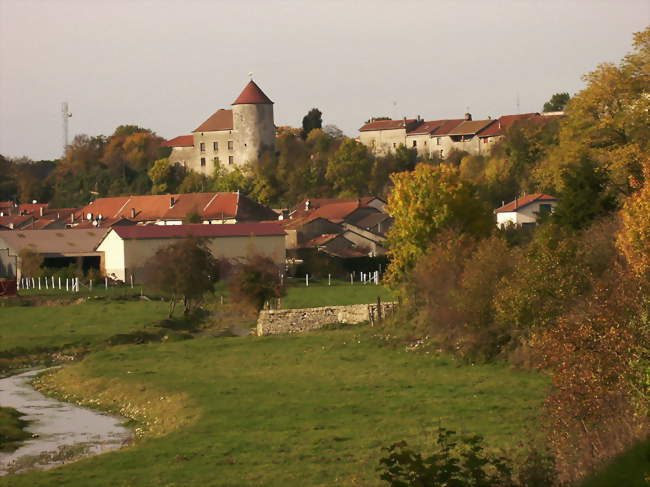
[0,229,109,256]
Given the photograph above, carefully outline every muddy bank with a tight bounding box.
[0,369,132,476]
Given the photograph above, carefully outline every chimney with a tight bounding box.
[39,207,44,217]
[130,208,136,219]
[464,113,472,121]
[403,116,407,127]
[305,199,311,211]
[169,196,175,208]
[70,213,75,223]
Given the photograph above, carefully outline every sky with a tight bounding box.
[0,0,648,161]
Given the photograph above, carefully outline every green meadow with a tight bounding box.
[0,298,547,486]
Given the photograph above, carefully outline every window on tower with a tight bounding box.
[213,141,218,151]
[228,140,234,150]
[200,157,206,167]
[200,142,205,152]
[228,156,234,165]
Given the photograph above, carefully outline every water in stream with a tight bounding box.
[0,369,132,475]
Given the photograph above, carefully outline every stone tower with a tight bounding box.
[232,80,275,165]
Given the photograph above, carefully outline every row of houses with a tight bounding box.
[358,111,563,159]
[0,191,557,282]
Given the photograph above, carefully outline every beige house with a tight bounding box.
[359,112,563,160]
[96,223,286,283]
[165,80,275,175]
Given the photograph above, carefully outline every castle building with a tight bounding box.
[164,80,275,174]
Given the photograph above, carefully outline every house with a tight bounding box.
[74,192,278,227]
[96,223,286,283]
[359,111,563,159]
[282,197,390,275]
[164,80,275,175]
[0,229,109,279]
[495,193,558,228]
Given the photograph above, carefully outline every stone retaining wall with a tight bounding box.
[256,302,397,336]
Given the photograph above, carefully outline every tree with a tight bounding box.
[542,92,570,112]
[534,27,650,193]
[552,155,617,229]
[18,248,44,278]
[145,237,220,317]
[325,139,374,196]
[301,108,322,139]
[148,158,185,194]
[228,254,285,310]
[617,160,650,280]
[323,124,343,139]
[385,163,493,285]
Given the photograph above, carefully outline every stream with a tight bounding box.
[0,369,132,476]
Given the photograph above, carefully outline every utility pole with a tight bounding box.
[62,102,72,157]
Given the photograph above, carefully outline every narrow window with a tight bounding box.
[439,150,444,158]
[200,142,205,152]
[200,157,206,167]
[228,140,234,150]
[213,141,218,151]
[228,156,234,165]
[412,140,417,147]
[436,137,441,145]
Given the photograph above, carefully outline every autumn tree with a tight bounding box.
[148,158,186,194]
[301,108,323,139]
[145,237,220,317]
[228,254,285,310]
[385,163,493,285]
[542,92,570,112]
[534,27,650,193]
[617,160,650,280]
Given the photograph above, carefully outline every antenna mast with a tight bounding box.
[61,102,72,157]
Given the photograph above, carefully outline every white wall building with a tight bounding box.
[495,193,558,228]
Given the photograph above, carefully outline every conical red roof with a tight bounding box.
[232,80,273,105]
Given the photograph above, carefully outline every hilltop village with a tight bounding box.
[0,79,561,282]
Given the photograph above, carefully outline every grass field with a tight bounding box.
[0,314,548,486]
[281,280,394,309]
[0,300,168,354]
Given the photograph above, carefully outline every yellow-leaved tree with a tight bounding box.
[617,160,650,280]
[385,163,492,286]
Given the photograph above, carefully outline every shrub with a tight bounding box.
[379,428,514,487]
[228,254,285,310]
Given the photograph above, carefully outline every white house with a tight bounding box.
[495,193,558,228]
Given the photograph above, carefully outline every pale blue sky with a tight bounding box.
[0,0,648,160]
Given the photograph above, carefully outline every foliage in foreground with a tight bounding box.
[228,254,285,310]
[379,427,557,487]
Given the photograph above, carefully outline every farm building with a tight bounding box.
[96,223,286,283]
[495,193,558,228]
[0,229,109,279]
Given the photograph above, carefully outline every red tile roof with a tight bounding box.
[429,119,465,136]
[164,135,194,147]
[303,233,340,248]
[478,113,539,137]
[111,223,285,240]
[232,80,273,105]
[447,119,496,136]
[495,193,557,213]
[359,119,418,132]
[194,109,234,132]
[407,120,446,135]
[77,193,277,223]
[291,197,380,219]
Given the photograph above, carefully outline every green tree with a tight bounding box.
[211,163,252,193]
[325,139,374,196]
[552,155,617,229]
[228,254,285,310]
[385,163,493,285]
[301,108,322,139]
[18,248,44,278]
[543,92,570,112]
